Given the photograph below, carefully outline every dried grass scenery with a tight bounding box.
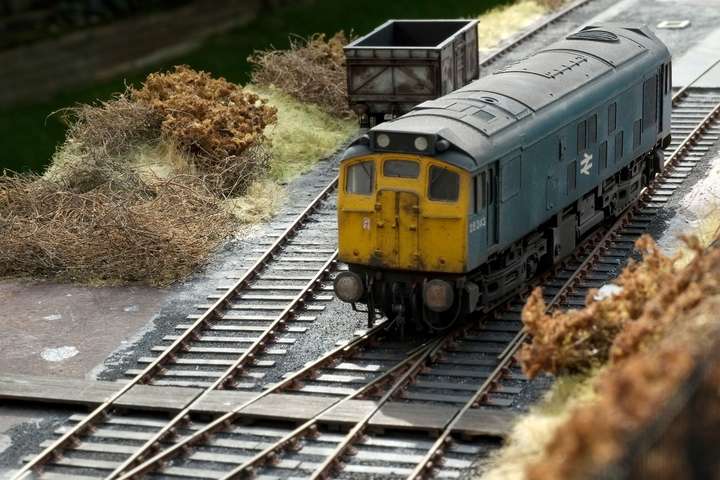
[477,234,720,480]
[248,32,354,118]
[1,31,358,286]
[523,237,720,480]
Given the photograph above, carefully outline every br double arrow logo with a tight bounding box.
[580,152,593,175]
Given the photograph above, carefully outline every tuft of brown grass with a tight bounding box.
[248,32,354,118]
[0,173,234,286]
[45,93,161,193]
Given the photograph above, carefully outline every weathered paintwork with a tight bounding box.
[340,24,672,275]
[338,153,469,273]
[344,19,479,119]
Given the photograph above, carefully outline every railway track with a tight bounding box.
[101,90,720,480]
[15,5,720,480]
[479,0,594,71]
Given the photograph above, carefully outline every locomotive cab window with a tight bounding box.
[346,160,375,195]
[428,166,459,202]
[474,172,487,212]
[384,159,419,178]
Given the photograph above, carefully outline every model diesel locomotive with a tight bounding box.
[334,24,672,332]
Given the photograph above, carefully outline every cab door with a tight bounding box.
[486,164,499,247]
[472,171,489,255]
[374,190,420,269]
[472,166,499,255]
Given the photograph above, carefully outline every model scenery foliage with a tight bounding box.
[522,236,720,479]
[0,20,359,286]
[132,65,277,197]
[0,67,278,285]
[519,235,680,377]
[248,31,354,118]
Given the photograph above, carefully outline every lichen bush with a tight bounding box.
[248,32,354,118]
[523,238,720,480]
[525,344,698,480]
[132,65,277,197]
[519,235,681,378]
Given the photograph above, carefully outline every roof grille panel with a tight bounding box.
[566,30,619,42]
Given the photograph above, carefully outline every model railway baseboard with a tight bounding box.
[0,374,516,438]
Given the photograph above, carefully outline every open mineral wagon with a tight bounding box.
[344,19,479,127]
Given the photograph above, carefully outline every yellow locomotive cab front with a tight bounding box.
[338,153,469,274]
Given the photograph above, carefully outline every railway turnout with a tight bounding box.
[10,4,720,480]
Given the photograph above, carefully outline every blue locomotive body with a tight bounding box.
[335,25,672,329]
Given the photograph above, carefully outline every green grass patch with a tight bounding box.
[247,85,356,182]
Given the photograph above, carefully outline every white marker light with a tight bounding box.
[376,133,390,148]
[414,136,428,151]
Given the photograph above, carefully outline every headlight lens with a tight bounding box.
[376,133,390,148]
[334,271,364,303]
[414,136,428,151]
[423,279,455,312]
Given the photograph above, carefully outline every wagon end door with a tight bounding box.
[454,39,466,89]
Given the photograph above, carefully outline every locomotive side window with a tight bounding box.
[577,120,587,154]
[643,75,658,129]
[567,161,576,194]
[608,103,617,133]
[384,160,419,178]
[346,160,375,195]
[429,166,459,202]
[588,114,597,145]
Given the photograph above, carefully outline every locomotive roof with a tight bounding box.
[362,24,669,172]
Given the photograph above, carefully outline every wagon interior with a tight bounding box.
[353,20,473,48]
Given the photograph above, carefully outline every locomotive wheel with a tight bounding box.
[653,149,665,175]
[525,255,539,280]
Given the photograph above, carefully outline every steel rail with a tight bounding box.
[307,337,447,480]
[299,240,595,480]
[117,320,392,479]
[218,339,440,480]
[14,176,339,480]
[671,57,720,104]
[105,250,338,479]
[405,97,720,480]
[405,232,635,479]
[478,0,593,69]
